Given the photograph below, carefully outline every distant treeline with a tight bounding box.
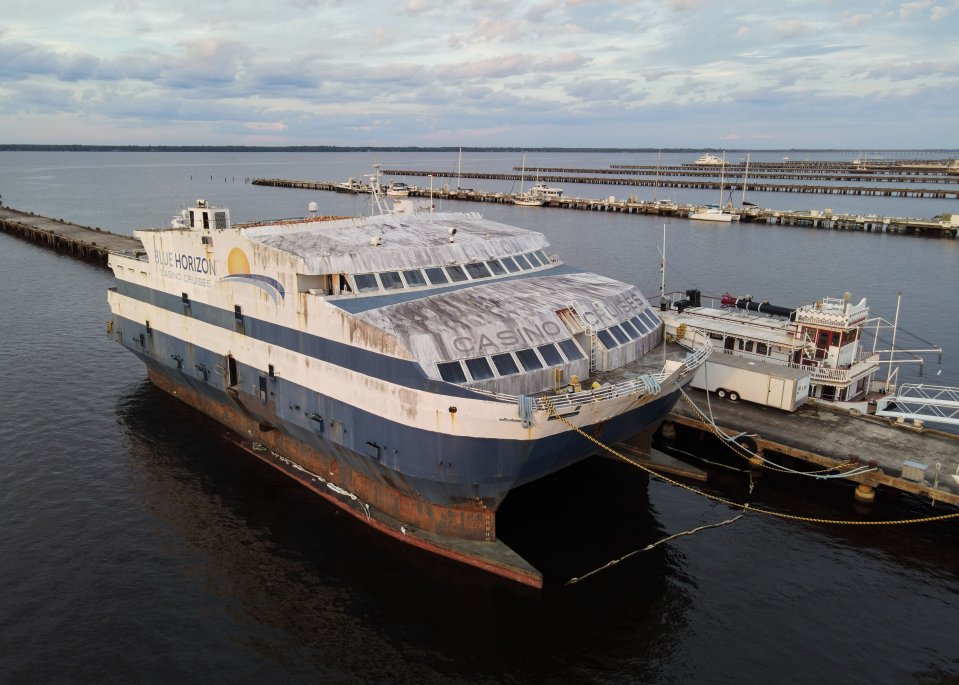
[2,144,952,154]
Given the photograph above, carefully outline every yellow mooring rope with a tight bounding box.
[542,397,959,526]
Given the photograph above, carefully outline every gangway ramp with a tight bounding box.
[875,384,959,427]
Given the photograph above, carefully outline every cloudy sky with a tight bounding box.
[1,0,957,148]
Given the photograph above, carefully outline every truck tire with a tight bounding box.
[729,391,740,402]
[716,388,726,398]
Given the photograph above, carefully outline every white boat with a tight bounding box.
[511,153,544,206]
[689,206,740,222]
[335,177,364,193]
[526,182,564,202]
[386,182,411,197]
[693,153,723,165]
[690,151,740,222]
[106,192,708,587]
[658,290,939,410]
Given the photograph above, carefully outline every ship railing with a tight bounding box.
[469,342,711,411]
[787,354,880,384]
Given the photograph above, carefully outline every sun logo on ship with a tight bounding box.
[220,247,286,302]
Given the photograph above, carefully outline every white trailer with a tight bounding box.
[691,353,811,411]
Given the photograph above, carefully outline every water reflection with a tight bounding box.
[116,380,695,682]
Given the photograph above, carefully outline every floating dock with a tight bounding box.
[664,389,959,506]
[251,179,959,239]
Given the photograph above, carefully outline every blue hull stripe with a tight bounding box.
[115,280,483,399]
[118,315,679,503]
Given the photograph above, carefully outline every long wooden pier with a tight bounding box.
[665,389,959,507]
[251,178,959,238]
[0,206,141,265]
[378,169,959,199]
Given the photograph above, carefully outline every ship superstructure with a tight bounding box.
[107,200,707,586]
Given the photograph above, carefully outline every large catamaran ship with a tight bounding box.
[107,198,708,587]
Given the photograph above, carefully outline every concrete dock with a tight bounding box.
[0,206,141,265]
[664,389,959,506]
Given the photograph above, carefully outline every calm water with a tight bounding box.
[1,152,957,684]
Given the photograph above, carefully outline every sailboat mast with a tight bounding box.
[719,151,726,206]
[659,219,667,305]
[741,153,750,206]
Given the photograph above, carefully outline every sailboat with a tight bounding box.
[689,151,740,222]
[512,153,545,206]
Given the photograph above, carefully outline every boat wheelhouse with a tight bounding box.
[660,290,881,405]
[107,200,707,587]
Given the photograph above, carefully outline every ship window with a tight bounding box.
[380,271,404,290]
[214,211,228,230]
[558,339,585,361]
[597,329,617,349]
[524,252,543,267]
[424,267,449,285]
[630,315,648,334]
[515,348,544,371]
[464,262,492,279]
[641,309,661,329]
[501,256,521,273]
[465,357,494,381]
[234,305,243,322]
[202,212,210,230]
[514,254,533,270]
[757,342,769,355]
[437,361,467,384]
[181,292,190,306]
[403,269,426,287]
[445,265,468,282]
[621,320,640,339]
[537,343,563,367]
[610,325,630,345]
[535,250,550,265]
[354,273,379,292]
[486,259,506,275]
[492,352,520,376]
[743,340,754,352]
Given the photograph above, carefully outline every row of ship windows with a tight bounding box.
[352,250,552,293]
[435,308,661,384]
[595,309,661,349]
[437,338,586,384]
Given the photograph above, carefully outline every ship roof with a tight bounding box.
[352,271,650,362]
[242,211,548,274]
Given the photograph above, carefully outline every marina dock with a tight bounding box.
[376,168,959,199]
[0,206,141,264]
[664,389,959,506]
[251,178,959,238]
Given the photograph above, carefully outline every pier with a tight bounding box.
[251,178,959,238]
[0,206,141,265]
[663,390,959,507]
[376,169,959,200]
